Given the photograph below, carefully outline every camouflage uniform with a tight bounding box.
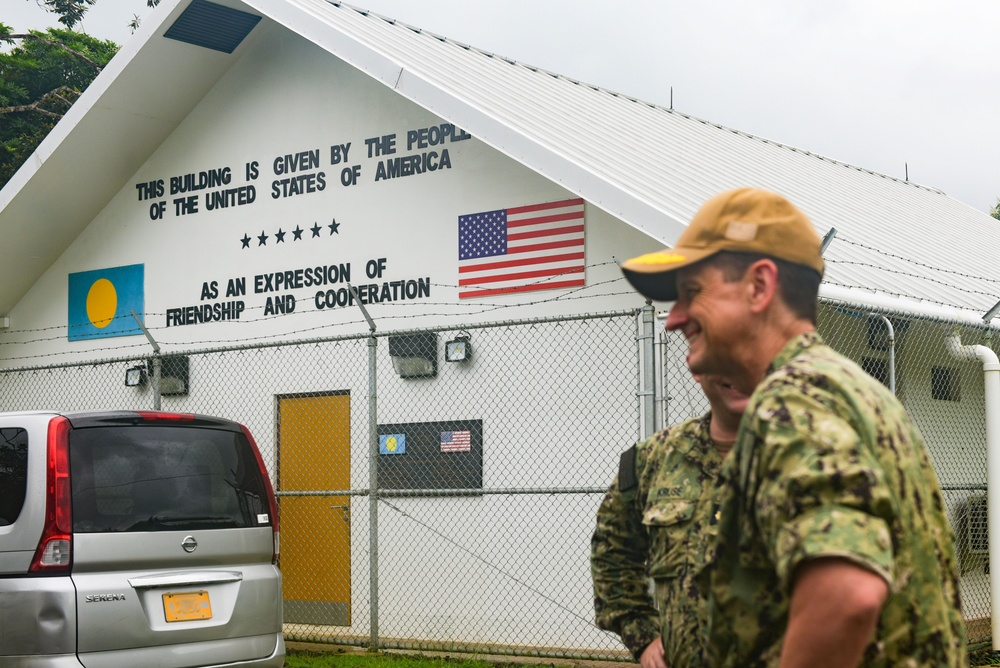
[591,414,723,668]
[704,332,967,667]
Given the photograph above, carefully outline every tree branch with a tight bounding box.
[51,92,75,106]
[0,104,63,119]
[0,85,81,119]
[7,33,103,71]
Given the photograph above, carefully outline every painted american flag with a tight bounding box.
[440,430,471,453]
[457,197,585,298]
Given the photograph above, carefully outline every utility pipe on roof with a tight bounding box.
[871,314,896,395]
[946,333,1000,649]
[820,284,1000,331]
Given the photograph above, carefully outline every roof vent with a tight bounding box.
[164,0,261,54]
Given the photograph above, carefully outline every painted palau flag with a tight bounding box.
[68,264,145,341]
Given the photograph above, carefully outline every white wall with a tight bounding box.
[3,21,656,366]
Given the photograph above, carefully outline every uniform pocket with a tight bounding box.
[643,498,696,578]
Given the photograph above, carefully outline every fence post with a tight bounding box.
[640,302,656,440]
[654,319,666,433]
[151,354,162,410]
[129,310,162,410]
[368,332,379,651]
[348,284,381,653]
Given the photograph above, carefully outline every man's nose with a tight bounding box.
[664,302,686,331]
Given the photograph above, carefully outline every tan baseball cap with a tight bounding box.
[620,187,825,302]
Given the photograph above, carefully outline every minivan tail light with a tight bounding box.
[241,424,280,564]
[30,416,72,573]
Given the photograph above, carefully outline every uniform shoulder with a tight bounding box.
[631,414,708,461]
[644,414,708,445]
[764,339,872,393]
[756,338,902,428]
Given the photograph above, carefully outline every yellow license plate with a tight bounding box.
[163,590,212,622]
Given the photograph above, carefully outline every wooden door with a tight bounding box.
[278,393,351,625]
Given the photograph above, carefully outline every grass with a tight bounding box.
[288,645,1000,667]
[971,649,1000,666]
[285,650,569,668]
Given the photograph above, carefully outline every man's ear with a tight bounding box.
[745,259,779,314]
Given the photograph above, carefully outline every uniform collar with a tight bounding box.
[765,331,825,376]
[677,412,725,472]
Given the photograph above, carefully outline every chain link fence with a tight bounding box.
[0,311,641,659]
[818,299,993,645]
[0,298,994,656]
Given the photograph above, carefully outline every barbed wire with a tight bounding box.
[826,259,1000,302]
[0,341,153,364]
[0,279,633,346]
[819,277,992,313]
[5,244,999,363]
[0,261,628,337]
[832,234,1000,286]
[0,270,637,361]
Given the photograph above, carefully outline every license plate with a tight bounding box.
[163,590,212,622]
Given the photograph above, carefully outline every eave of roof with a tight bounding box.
[0,0,260,315]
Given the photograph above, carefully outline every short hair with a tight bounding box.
[707,251,821,324]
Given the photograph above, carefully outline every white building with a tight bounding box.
[2,0,999,654]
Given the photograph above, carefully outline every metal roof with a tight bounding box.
[1,0,997,321]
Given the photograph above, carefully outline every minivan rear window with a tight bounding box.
[0,428,28,526]
[69,425,271,532]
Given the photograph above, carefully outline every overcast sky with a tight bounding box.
[7,0,1000,213]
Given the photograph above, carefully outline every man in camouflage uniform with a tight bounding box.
[620,187,966,667]
[591,374,748,668]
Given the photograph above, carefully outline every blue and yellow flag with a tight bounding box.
[68,264,144,341]
[379,433,406,455]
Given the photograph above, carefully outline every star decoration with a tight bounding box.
[275,228,286,243]
[311,222,322,238]
[241,234,251,249]
[329,218,340,235]
[257,231,268,246]
[293,225,304,241]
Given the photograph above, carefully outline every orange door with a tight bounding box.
[278,393,351,625]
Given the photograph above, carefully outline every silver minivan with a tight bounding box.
[0,410,284,667]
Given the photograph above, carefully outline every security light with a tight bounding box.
[146,355,190,395]
[388,332,437,378]
[125,365,147,387]
[445,333,472,363]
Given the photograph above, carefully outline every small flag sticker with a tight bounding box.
[440,430,471,453]
[380,433,406,455]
